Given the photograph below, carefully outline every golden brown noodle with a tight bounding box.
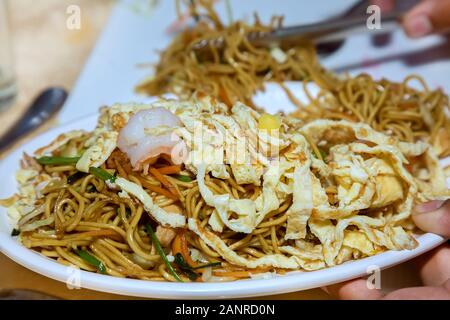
[291,74,450,157]
[18,146,295,281]
[136,0,335,109]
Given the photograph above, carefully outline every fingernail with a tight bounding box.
[404,14,433,38]
[414,200,445,214]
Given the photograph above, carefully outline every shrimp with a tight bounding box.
[117,107,185,170]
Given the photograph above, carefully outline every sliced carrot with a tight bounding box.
[149,167,178,197]
[172,230,196,267]
[138,178,178,200]
[172,234,182,256]
[156,165,181,175]
[146,184,178,201]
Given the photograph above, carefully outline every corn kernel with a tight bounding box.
[258,113,281,132]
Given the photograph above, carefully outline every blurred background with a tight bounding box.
[0,0,113,139]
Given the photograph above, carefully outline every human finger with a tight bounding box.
[382,279,450,299]
[323,278,383,300]
[413,200,450,237]
[415,243,450,287]
[403,0,450,37]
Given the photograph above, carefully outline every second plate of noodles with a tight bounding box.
[137,0,450,158]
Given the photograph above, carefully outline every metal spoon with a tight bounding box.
[0,87,68,154]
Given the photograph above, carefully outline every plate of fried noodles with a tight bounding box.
[0,0,449,298]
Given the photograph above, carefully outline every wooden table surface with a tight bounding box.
[0,0,423,300]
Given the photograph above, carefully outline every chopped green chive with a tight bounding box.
[75,249,107,274]
[174,253,199,280]
[145,224,183,282]
[11,228,20,237]
[174,253,221,280]
[176,175,192,182]
[89,167,116,182]
[36,156,80,165]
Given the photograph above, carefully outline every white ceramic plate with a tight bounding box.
[0,100,447,299]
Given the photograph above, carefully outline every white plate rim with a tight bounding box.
[0,113,446,299]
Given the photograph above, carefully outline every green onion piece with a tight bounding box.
[145,224,183,282]
[75,250,107,274]
[173,252,221,280]
[174,253,199,280]
[174,253,190,269]
[184,272,199,281]
[36,156,80,165]
[174,252,221,270]
[89,167,116,182]
[67,171,86,184]
[176,175,192,182]
[11,228,20,237]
